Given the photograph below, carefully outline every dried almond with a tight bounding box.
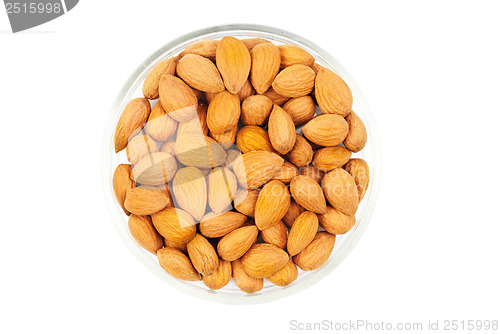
[146,102,178,142]
[344,111,367,153]
[132,152,177,186]
[143,57,178,99]
[159,74,198,122]
[151,207,197,246]
[254,180,291,230]
[113,164,135,215]
[240,95,273,126]
[241,243,289,278]
[282,198,304,228]
[302,114,349,147]
[287,211,319,256]
[217,225,259,261]
[290,175,327,214]
[187,233,219,276]
[172,167,207,221]
[159,141,176,156]
[232,150,284,189]
[232,259,263,293]
[216,37,251,94]
[344,158,370,202]
[300,165,325,183]
[179,40,219,60]
[261,220,287,250]
[202,258,232,290]
[210,124,238,150]
[199,211,247,238]
[128,215,163,254]
[177,100,208,136]
[266,259,298,286]
[126,134,158,165]
[176,54,224,93]
[225,149,242,169]
[207,90,241,133]
[285,134,313,167]
[250,43,281,94]
[238,79,255,102]
[208,167,238,213]
[233,188,259,217]
[272,162,299,184]
[322,168,359,215]
[262,87,290,106]
[242,38,272,51]
[282,96,316,125]
[268,104,296,154]
[315,67,353,116]
[272,64,315,98]
[157,247,200,281]
[312,146,352,172]
[174,132,227,169]
[236,125,274,153]
[278,44,315,68]
[114,98,151,153]
[318,206,356,235]
[124,187,171,216]
[293,232,336,271]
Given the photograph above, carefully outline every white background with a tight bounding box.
[1,1,499,333]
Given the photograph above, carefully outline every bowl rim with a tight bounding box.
[101,23,382,304]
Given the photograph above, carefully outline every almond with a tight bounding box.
[216,37,251,94]
[272,64,315,98]
[261,220,287,250]
[157,247,200,281]
[268,104,296,154]
[151,207,197,246]
[146,102,178,142]
[159,74,198,122]
[233,188,259,217]
[232,150,284,189]
[242,38,272,51]
[344,111,367,153]
[143,57,178,100]
[132,152,177,186]
[232,259,263,293]
[299,165,325,183]
[174,132,227,169]
[207,90,241,133]
[187,233,219,276]
[287,211,319,256]
[241,243,289,278]
[236,125,274,153]
[262,87,290,106]
[114,98,151,153]
[250,43,281,94]
[124,187,171,216]
[312,146,352,172]
[240,95,273,126]
[266,259,298,286]
[311,62,326,74]
[254,180,291,230]
[282,198,304,228]
[172,167,207,221]
[210,124,238,150]
[282,96,316,126]
[322,168,359,215]
[302,114,349,147]
[344,158,370,202]
[199,211,247,238]
[278,44,315,68]
[272,162,299,184]
[225,149,242,169]
[179,40,219,60]
[290,175,327,214]
[177,100,208,136]
[285,134,313,167]
[293,232,336,271]
[113,164,135,215]
[318,206,356,235]
[315,67,353,116]
[208,167,237,213]
[238,79,255,102]
[126,134,158,165]
[217,225,259,261]
[128,215,163,254]
[159,141,176,156]
[202,258,232,290]
[176,54,224,93]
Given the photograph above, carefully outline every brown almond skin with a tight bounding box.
[217,225,259,261]
[287,211,319,256]
[233,188,260,217]
[132,152,177,186]
[268,104,296,154]
[174,133,227,169]
[157,247,200,281]
[143,57,178,100]
[207,167,237,214]
[124,187,171,216]
[241,95,273,126]
[177,100,209,136]
[159,75,198,123]
[216,37,251,94]
[159,141,176,156]
[238,79,255,102]
[113,164,135,215]
[128,215,163,254]
[282,96,316,126]
[272,64,316,98]
[207,90,241,133]
[202,258,232,290]
[282,199,304,228]
[232,151,284,189]
[250,43,281,94]
[285,134,313,167]
[176,54,224,93]
[300,165,325,183]
[319,206,356,235]
[232,259,263,293]
[199,211,247,238]
[126,134,158,165]
[344,158,370,202]
[242,38,272,51]
[241,243,290,278]
[266,259,298,286]
[179,40,219,60]
[344,111,367,153]
[114,98,151,153]
[187,233,219,276]
[272,162,299,184]
[322,168,359,215]
[210,124,238,150]
[172,167,207,221]
[302,114,349,147]
[236,125,274,153]
[151,207,197,246]
[261,220,288,250]
[290,175,327,214]
[312,146,352,172]
[146,102,178,142]
[293,232,336,271]
[254,180,291,230]
[278,44,315,68]
[315,67,353,116]
[262,87,290,106]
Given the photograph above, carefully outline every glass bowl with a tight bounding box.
[101,24,381,304]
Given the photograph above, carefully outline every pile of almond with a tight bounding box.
[112,36,370,293]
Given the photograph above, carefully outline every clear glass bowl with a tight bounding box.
[101,24,381,304]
